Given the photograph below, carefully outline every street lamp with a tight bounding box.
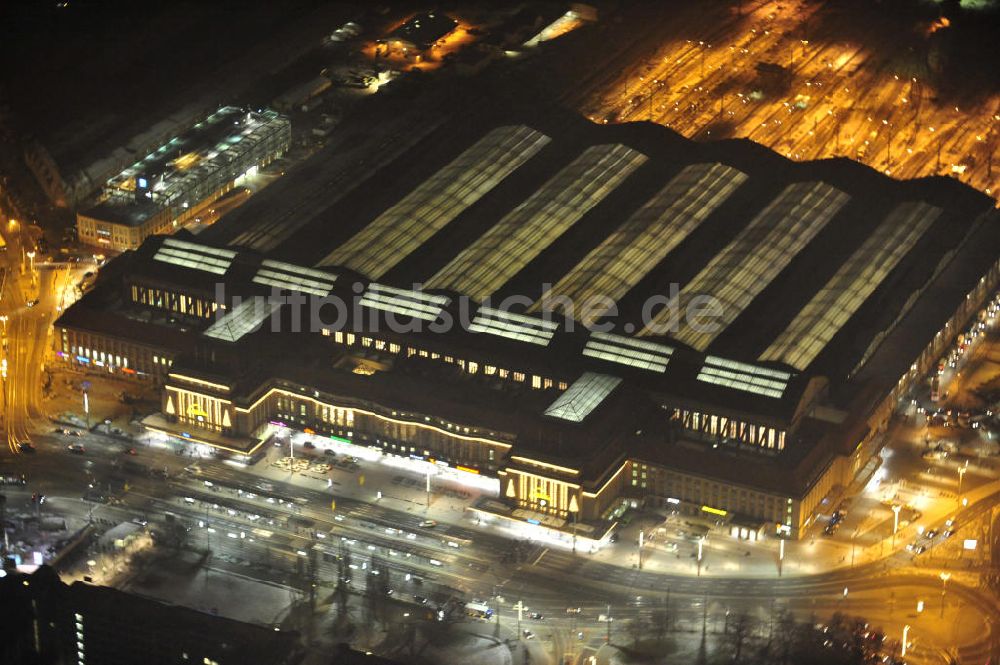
[939,571,950,617]
[902,624,910,658]
[568,495,579,554]
[957,463,967,507]
[425,466,432,510]
[697,537,704,576]
[83,388,90,429]
[778,537,784,577]
[512,599,525,637]
[638,529,644,570]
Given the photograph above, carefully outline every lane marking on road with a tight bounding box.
[532,547,549,566]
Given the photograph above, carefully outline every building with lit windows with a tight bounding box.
[0,566,301,665]
[54,108,1000,543]
[76,107,290,252]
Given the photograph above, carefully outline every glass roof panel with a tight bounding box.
[641,181,850,350]
[535,163,746,325]
[425,144,647,301]
[318,125,551,278]
[544,372,623,422]
[759,201,941,369]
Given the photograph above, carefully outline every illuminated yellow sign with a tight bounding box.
[187,404,209,419]
[701,505,727,517]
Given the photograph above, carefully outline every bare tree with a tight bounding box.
[773,608,797,665]
[333,541,351,625]
[649,603,670,646]
[723,611,754,663]
[625,615,647,650]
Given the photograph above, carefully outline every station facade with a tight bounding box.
[55,110,1000,544]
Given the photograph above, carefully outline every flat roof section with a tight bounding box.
[760,200,942,370]
[78,198,161,228]
[534,162,747,325]
[318,125,551,278]
[425,143,647,301]
[644,181,850,349]
[387,12,458,49]
[111,107,246,185]
[88,108,289,228]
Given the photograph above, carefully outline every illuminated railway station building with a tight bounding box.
[55,108,1000,544]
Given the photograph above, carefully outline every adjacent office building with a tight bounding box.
[0,567,301,665]
[76,107,290,252]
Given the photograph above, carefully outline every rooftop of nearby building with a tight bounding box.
[0,567,301,665]
[385,12,458,49]
[77,107,289,228]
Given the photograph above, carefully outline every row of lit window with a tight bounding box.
[63,330,168,374]
[276,382,506,441]
[75,613,85,665]
[79,218,142,248]
[275,397,355,427]
[272,400,503,467]
[325,329,568,390]
[72,346,129,368]
[131,284,217,319]
[630,464,793,525]
[674,409,786,450]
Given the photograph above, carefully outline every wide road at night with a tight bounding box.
[10,423,999,665]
